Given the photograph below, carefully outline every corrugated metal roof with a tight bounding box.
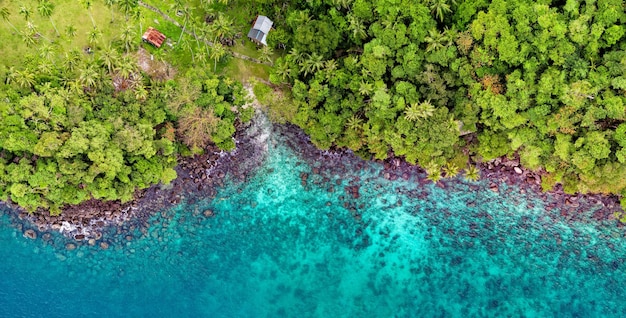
[247,15,273,45]
[142,27,166,48]
[253,16,273,33]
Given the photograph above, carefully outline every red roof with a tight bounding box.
[142,27,166,48]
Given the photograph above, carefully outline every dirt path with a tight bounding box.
[138,1,270,66]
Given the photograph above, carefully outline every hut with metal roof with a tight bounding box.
[142,27,166,48]
[247,15,273,46]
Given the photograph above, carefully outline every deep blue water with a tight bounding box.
[2,125,626,317]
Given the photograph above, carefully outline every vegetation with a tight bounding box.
[240,0,626,207]
[2,0,626,214]
[0,0,249,214]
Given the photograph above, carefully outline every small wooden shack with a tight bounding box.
[247,15,273,46]
[142,27,166,48]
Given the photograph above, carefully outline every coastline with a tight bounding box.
[1,111,624,246]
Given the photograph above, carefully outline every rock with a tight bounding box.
[24,229,37,240]
[125,235,133,241]
[489,183,499,192]
[65,243,76,251]
[514,167,523,174]
[100,242,109,250]
[74,234,85,241]
[203,209,215,217]
[88,239,96,246]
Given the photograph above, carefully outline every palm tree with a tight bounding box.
[196,50,207,67]
[38,61,54,76]
[18,5,31,21]
[66,24,77,38]
[345,115,363,131]
[1,7,19,32]
[212,14,233,42]
[177,5,192,43]
[332,0,352,10]
[104,0,118,22]
[209,42,226,72]
[424,161,441,183]
[358,80,374,96]
[63,49,82,72]
[115,56,136,79]
[273,59,292,82]
[37,0,59,36]
[404,100,435,122]
[181,37,196,64]
[132,7,142,36]
[134,83,148,101]
[301,53,324,76]
[78,64,100,89]
[347,15,367,41]
[38,43,56,61]
[87,26,101,46]
[118,0,137,21]
[200,22,215,55]
[464,165,480,182]
[443,162,459,178]
[428,0,453,22]
[99,44,119,73]
[13,68,36,88]
[424,28,446,52]
[21,29,38,47]
[259,45,274,64]
[79,0,96,27]
[288,47,305,65]
[120,24,136,53]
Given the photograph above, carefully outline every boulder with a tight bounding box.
[24,229,37,240]
[514,167,523,174]
[100,242,109,250]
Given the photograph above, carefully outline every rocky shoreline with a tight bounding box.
[2,111,624,247]
[1,109,272,247]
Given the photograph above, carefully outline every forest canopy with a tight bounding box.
[0,0,250,214]
[252,0,626,203]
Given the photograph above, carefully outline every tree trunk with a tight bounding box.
[178,17,187,43]
[6,21,19,33]
[88,9,95,27]
[50,18,60,36]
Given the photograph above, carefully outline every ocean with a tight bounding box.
[1,117,625,317]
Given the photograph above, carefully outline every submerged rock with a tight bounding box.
[23,229,37,240]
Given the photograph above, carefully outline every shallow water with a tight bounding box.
[2,127,626,317]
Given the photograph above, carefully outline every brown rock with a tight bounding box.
[24,229,37,240]
[203,209,215,217]
[489,183,499,192]
[74,234,85,241]
[100,242,109,250]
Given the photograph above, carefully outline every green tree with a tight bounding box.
[37,0,59,36]
[0,6,19,32]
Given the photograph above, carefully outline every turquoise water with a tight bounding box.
[2,125,626,317]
